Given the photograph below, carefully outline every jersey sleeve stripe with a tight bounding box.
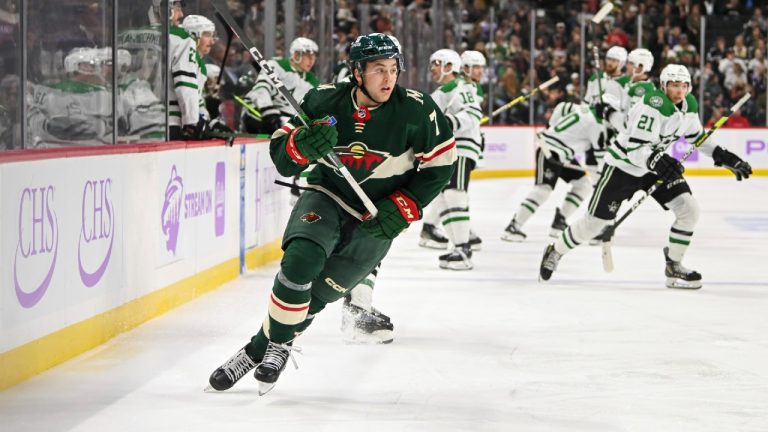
[172,71,197,79]
[174,81,198,90]
[415,137,456,161]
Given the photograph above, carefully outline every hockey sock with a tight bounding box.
[554,214,610,254]
[422,198,443,226]
[561,177,591,219]
[440,188,470,245]
[515,184,552,226]
[349,264,379,311]
[260,238,326,344]
[664,193,699,262]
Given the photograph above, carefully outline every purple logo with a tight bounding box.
[161,165,184,254]
[746,139,765,155]
[215,162,225,237]
[78,179,114,287]
[487,142,507,152]
[14,186,58,308]
[672,136,698,162]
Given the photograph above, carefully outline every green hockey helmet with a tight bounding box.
[348,33,405,73]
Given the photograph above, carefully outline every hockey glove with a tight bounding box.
[262,114,283,135]
[182,115,207,140]
[712,146,752,181]
[208,118,233,134]
[285,118,338,164]
[360,190,422,240]
[594,102,616,122]
[647,150,684,183]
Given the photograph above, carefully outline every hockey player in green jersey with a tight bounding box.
[208,33,456,395]
[621,48,656,113]
[241,37,320,135]
[540,64,752,289]
[501,93,619,242]
[416,48,482,270]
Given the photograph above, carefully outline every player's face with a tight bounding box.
[665,81,688,103]
[469,65,484,82]
[430,61,453,83]
[293,51,317,73]
[605,58,619,74]
[170,2,184,26]
[197,32,215,56]
[362,59,398,102]
[626,62,635,76]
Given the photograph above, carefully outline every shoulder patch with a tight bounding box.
[649,95,663,108]
[633,85,646,97]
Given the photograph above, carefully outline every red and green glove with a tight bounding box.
[361,190,422,240]
[285,117,338,164]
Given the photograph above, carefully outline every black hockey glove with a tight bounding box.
[208,118,232,134]
[712,146,752,181]
[46,116,102,140]
[594,102,616,122]
[647,150,684,182]
[262,114,283,135]
[182,115,207,140]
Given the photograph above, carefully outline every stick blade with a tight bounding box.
[592,2,614,24]
[602,241,614,273]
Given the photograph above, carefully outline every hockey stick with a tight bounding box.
[214,12,234,86]
[210,0,378,217]
[479,76,559,125]
[234,95,262,120]
[600,92,751,272]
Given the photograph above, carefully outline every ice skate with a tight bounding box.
[468,230,483,251]
[439,243,473,270]
[501,219,527,242]
[549,208,567,238]
[207,346,259,391]
[539,243,562,281]
[254,341,301,395]
[664,247,702,289]
[418,223,449,249]
[341,299,394,344]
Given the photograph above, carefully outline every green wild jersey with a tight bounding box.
[244,58,320,123]
[270,81,457,219]
[539,102,605,161]
[169,26,202,127]
[606,91,715,177]
[430,77,483,162]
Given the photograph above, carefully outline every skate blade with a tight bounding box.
[666,278,702,290]
[500,233,525,242]
[204,385,215,392]
[438,261,473,271]
[418,239,449,249]
[257,381,276,396]
[470,245,482,251]
[343,329,394,345]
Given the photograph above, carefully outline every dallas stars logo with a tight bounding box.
[300,212,322,223]
[608,201,620,213]
[336,142,390,178]
[544,168,555,180]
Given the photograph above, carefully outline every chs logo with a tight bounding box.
[14,186,58,308]
[78,179,114,287]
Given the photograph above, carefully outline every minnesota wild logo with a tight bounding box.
[300,212,322,223]
[336,142,390,179]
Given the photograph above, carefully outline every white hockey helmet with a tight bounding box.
[64,48,101,74]
[289,37,319,57]
[430,49,462,75]
[460,50,486,68]
[660,64,692,93]
[182,15,216,41]
[605,45,628,69]
[627,48,654,74]
[205,64,221,81]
